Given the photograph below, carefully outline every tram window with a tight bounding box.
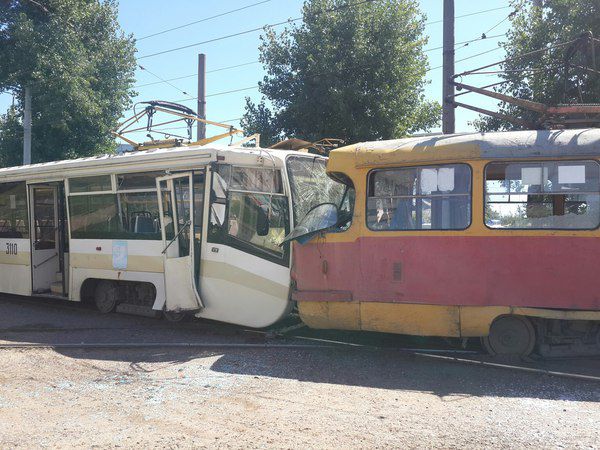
[33,188,56,249]
[208,166,228,242]
[286,156,350,226]
[69,193,161,239]
[211,165,282,194]
[0,182,29,238]
[69,194,120,239]
[485,161,600,229]
[69,175,112,193]
[230,167,283,193]
[117,172,163,191]
[118,192,161,238]
[227,192,288,257]
[208,164,290,262]
[367,164,471,230]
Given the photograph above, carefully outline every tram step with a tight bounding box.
[116,303,161,318]
[50,281,63,295]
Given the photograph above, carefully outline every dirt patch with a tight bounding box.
[0,296,598,448]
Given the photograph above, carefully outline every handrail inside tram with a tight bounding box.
[161,219,191,254]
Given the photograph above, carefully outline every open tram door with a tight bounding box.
[29,182,68,296]
[157,173,203,313]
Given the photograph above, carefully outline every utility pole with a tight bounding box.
[442,0,455,134]
[197,53,207,141]
[23,86,32,165]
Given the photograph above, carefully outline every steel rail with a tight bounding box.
[0,342,338,350]
[1,297,597,382]
[265,331,600,383]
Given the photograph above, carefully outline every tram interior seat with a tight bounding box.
[133,215,157,234]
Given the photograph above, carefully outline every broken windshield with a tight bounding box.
[286,155,347,225]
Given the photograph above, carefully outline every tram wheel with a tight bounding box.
[482,315,536,358]
[94,280,118,314]
[163,310,188,323]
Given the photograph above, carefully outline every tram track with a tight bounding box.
[1,295,598,383]
[1,333,598,383]
[255,327,600,383]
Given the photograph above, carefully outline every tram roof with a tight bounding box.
[330,128,600,169]
[0,145,303,183]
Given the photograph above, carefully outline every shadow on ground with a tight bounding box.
[0,294,599,403]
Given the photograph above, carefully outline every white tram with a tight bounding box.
[0,144,344,326]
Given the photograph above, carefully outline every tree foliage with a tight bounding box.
[241,0,440,146]
[0,0,136,166]
[474,0,600,131]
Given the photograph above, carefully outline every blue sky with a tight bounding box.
[0,0,514,145]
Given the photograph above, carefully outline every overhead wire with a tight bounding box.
[425,33,507,53]
[426,45,505,73]
[131,0,378,104]
[482,8,518,37]
[137,0,378,60]
[37,3,518,126]
[132,4,511,96]
[135,32,508,100]
[137,17,302,60]
[134,61,260,89]
[136,0,273,41]
[165,30,509,102]
[172,86,259,103]
[454,46,505,65]
[137,64,195,99]
[425,5,511,26]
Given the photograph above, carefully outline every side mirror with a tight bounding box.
[256,204,270,236]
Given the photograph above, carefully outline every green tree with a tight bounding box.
[474,0,600,131]
[241,0,440,146]
[241,98,284,147]
[0,0,136,166]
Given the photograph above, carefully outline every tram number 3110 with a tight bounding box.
[6,243,17,255]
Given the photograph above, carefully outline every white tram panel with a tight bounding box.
[0,238,31,296]
[198,243,293,328]
[194,148,295,327]
[0,144,307,328]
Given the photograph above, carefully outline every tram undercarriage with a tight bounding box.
[534,318,600,357]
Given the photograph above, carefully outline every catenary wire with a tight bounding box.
[425,5,511,26]
[133,5,510,93]
[134,61,260,89]
[136,0,273,41]
[134,32,508,98]
[137,0,378,60]
[137,64,194,99]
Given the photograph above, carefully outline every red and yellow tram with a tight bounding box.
[287,129,600,357]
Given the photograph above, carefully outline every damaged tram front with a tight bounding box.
[0,145,343,327]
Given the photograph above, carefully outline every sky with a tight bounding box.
[0,0,514,146]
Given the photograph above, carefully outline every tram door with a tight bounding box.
[157,173,203,311]
[29,184,62,295]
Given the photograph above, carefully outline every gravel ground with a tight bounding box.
[0,295,599,449]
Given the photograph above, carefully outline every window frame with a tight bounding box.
[0,181,30,239]
[365,163,473,232]
[66,171,165,240]
[208,163,291,267]
[286,154,330,224]
[67,174,115,195]
[483,159,600,231]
